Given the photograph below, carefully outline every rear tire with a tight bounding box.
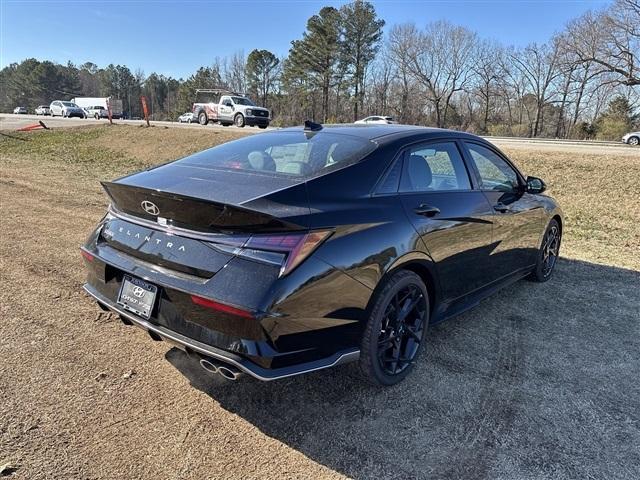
[359,270,429,386]
[528,218,561,282]
[198,111,208,125]
[259,125,268,129]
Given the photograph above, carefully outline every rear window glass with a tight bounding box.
[177,131,377,178]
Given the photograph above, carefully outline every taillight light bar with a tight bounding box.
[243,230,333,276]
[80,249,94,262]
[190,295,253,319]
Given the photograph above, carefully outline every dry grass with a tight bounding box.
[1,125,639,479]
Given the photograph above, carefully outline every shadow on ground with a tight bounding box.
[166,258,640,480]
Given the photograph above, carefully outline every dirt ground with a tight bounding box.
[1,125,639,479]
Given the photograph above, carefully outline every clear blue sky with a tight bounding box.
[1,0,610,79]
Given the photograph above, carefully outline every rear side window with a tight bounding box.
[399,142,471,192]
[178,131,377,178]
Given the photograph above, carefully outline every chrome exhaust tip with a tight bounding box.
[199,357,242,381]
[199,358,219,374]
[218,365,242,381]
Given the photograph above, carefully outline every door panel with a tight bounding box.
[464,142,543,280]
[397,141,495,301]
[400,192,495,300]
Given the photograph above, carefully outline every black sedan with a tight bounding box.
[82,123,563,385]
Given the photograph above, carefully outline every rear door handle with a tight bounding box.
[414,204,440,217]
[493,202,511,213]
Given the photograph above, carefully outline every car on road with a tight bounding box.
[50,101,86,118]
[192,89,270,128]
[34,105,51,115]
[82,123,563,385]
[355,115,397,125]
[178,112,194,123]
[622,131,640,146]
[84,105,109,120]
[13,106,28,114]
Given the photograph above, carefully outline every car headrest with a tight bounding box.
[247,151,276,171]
[407,155,432,190]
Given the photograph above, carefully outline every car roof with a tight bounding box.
[277,123,482,143]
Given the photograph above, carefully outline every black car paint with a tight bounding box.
[82,125,563,380]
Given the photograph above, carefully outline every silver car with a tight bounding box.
[178,112,194,123]
[354,115,397,125]
[622,131,640,146]
[50,100,86,118]
[35,105,51,115]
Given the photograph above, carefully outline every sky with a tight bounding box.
[1,0,610,79]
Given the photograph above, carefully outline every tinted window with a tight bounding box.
[399,142,471,192]
[466,143,520,192]
[178,131,377,178]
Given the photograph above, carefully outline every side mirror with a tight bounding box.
[526,176,546,194]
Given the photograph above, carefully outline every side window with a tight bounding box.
[399,142,471,192]
[466,143,520,192]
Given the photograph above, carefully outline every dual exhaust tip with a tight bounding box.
[199,357,242,381]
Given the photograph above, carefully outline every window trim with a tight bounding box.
[373,137,483,196]
[461,140,525,193]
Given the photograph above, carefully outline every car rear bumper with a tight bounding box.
[83,282,359,380]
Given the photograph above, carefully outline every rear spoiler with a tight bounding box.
[101,182,305,234]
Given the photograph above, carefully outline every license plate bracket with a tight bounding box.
[117,275,157,319]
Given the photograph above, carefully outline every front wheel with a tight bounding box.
[258,125,268,129]
[234,113,245,128]
[528,219,561,282]
[628,136,639,146]
[359,270,429,386]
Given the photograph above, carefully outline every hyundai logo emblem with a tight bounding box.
[141,200,160,216]
[132,286,146,298]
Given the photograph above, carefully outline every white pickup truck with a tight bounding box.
[192,89,270,128]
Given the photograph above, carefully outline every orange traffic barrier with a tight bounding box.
[17,121,49,132]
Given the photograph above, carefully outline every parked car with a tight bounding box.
[34,105,51,115]
[49,101,86,118]
[85,105,109,120]
[192,89,270,128]
[622,131,639,146]
[82,123,562,386]
[355,115,397,125]
[178,112,194,123]
[13,106,27,114]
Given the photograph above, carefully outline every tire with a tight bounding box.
[95,114,100,120]
[198,111,208,125]
[259,125,268,129]
[359,270,429,386]
[628,136,639,146]
[234,113,245,128]
[187,119,192,124]
[528,218,561,282]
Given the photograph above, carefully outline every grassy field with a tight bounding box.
[1,125,639,479]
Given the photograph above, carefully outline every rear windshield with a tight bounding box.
[177,131,377,177]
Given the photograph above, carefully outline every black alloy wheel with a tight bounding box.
[529,219,561,282]
[360,270,429,386]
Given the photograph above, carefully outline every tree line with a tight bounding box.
[1,0,638,139]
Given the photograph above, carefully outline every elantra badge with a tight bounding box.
[141,200,160,216]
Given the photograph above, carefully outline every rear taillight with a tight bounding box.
[190,295,253,318]
[241,230,332,276]
[80,249,94,262]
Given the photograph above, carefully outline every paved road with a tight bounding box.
[0,113,267,133]
[2,113,638,155]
